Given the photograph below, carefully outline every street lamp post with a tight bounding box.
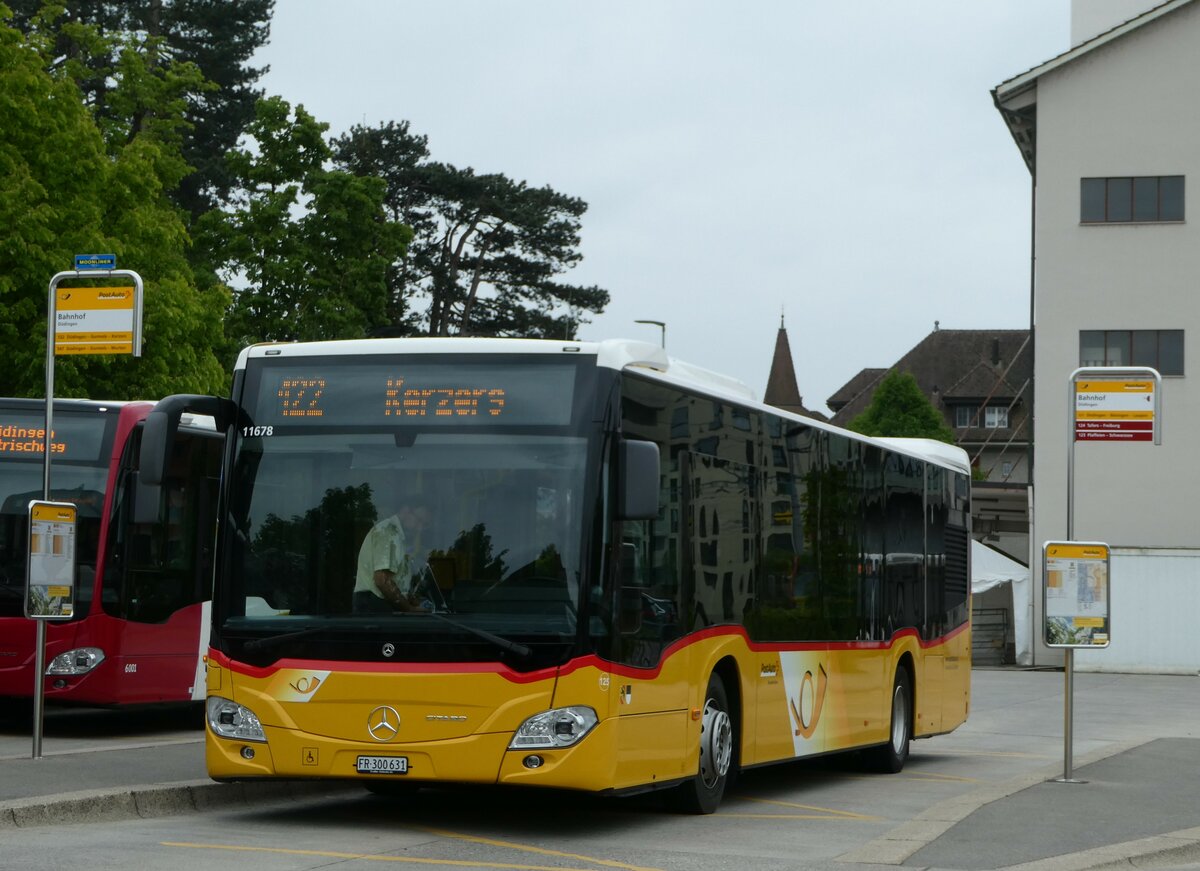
[634,319,666,349]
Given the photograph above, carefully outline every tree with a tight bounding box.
[211,96,412,349]
[333,123,609,339]
[0,10,227,398]
[4,0,273,219]
[847,370,956,443]
[325,120,431,333]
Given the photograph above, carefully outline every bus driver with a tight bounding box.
[353,504,431,613]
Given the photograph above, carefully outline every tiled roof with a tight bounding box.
[827,329,1031,427]
[826,368,886,413]
[944,360,1022,400]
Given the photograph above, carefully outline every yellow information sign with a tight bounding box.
[54,286,136,355]
[25,500,77,620]
[1043,541,1110,648]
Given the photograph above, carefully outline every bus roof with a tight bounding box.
[236,336,753,396]
[0,398,153,412]
[233,337,969,475]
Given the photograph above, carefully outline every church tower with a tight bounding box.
[763,315,823,420]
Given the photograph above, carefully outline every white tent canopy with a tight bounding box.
[972,540,1032,665]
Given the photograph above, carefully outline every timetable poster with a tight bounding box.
[25,501,77,620]
[1044,541,1110,648]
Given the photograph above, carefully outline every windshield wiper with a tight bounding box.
[422,611,532,659]
[242,625,356,652]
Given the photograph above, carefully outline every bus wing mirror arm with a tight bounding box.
[617,439,660,520]
[140,394,236,487]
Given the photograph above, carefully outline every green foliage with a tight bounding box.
[847,370,956,443]
[2,4,608,391]
[212,97,412,350]
[444,523,507,581]
[5,0,273,219]
[0,12,227,398]
[333,123,609,339]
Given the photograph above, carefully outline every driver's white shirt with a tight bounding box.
[353,515,416,599]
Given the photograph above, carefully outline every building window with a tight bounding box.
[1079,330,1184,375]
[1001,460,1014,479]
[954,405,1009,429]
[1081,176,1184,223]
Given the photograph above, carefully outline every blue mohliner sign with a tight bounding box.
[74,254,116,271]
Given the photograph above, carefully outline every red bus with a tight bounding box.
[0,398,222,707]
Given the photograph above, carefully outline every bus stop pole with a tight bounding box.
[32,273,67,759]
[1062,648,1074,780]
[32,622,46,758]
[1061,376,1078,783]
[32,267,142,758]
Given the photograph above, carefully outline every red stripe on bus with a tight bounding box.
[210,620,968,685]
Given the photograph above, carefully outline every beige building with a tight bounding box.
[994,0,1200,671]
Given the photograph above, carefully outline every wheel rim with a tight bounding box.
[890,683,909,754]
[699,697,733,788]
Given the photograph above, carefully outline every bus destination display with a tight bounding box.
[275,378,506,420]
[0,413,109,462]
[254,362,576,427]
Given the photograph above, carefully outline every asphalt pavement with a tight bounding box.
[2,668,1200,871]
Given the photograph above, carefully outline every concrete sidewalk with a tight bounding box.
[840,734,1200,870]
[841,668,1200,870]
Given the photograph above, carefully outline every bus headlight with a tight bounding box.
[46,647,105,675]
[510,706,598,749]
[206,696,267,743]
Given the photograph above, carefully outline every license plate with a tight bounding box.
[356,755,409,774]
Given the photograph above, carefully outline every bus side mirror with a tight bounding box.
[617,439,659,520]
[140,394,235,487]
[140,407,178,488]
[131,470,161,525]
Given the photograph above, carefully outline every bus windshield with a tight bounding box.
[221,354,599,660]
[0,406,117,618]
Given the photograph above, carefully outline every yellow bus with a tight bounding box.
[140,338,970,813]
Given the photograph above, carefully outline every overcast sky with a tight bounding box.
[254,2,1068,415]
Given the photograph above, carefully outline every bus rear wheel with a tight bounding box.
[670,673,733,814]
[870,667,911,773]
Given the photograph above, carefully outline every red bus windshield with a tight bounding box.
[0,405,118,619]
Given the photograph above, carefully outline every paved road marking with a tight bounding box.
[731,797,879,820]
[898,771,980,783]
[165,839,665,871]
[419,827,662,871]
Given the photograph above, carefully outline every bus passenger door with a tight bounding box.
[611,495,690,788]
[102,428,222,703]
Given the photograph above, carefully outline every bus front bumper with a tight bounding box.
[206,718,622,793]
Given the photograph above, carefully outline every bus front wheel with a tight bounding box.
[670,673,733,814]
[870,667,911,773]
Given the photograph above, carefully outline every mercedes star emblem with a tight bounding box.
[367,705,401,742]
[382,642,396,658]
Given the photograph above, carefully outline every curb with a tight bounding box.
[998,826,1200,871]
[836,738,1161,867]
[0,779,359,829]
